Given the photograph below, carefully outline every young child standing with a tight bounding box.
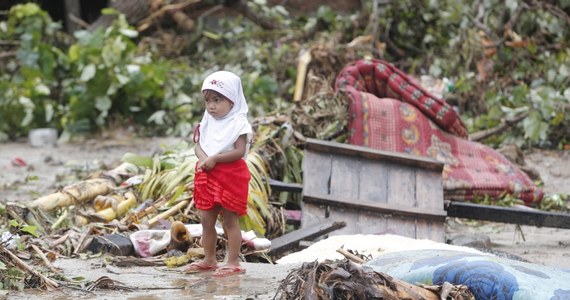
[185,71,252,277]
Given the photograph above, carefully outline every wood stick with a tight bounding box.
[469,111,528,141]
[0,51,17,59]
[31,244,59,274]
[1,246,59,289]
[73,226,95,255]
[67,13,90,29]
[49,231,71,249]
[121,195,168,224]
[336,247,365,264]
[146,200,189,227]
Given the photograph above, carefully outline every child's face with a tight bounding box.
[203,90,234,119]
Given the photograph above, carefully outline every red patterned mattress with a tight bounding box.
[335,59,543,205]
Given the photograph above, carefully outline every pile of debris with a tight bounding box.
[275,258,474,300]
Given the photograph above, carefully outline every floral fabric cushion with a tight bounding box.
[335,59,543,204]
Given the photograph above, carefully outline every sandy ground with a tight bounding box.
[1,136,570,298]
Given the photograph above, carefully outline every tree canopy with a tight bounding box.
[0,0,568,149]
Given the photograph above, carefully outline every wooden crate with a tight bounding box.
[301,138,446,242]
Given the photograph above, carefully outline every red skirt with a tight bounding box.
[193,159,250,215]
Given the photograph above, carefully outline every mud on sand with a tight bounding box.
[1,137,570,298]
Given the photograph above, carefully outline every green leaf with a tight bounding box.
[20,225,39,237]
[551,112,565,126]
[25,175,39,182]
[523,111,548,142]
[148,110,166,125]
[101,8,118,15]
[68,44,80,62]
[119,28,138,38]
[122,152,154,168]
[80,64,96,82]
[95,96,112,112]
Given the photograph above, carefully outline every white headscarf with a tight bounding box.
[198,71,252,158]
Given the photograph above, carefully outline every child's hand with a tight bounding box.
[198,156,217,171]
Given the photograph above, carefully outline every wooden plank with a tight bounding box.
[358,160,389,204]
[330,154,361,199]
[326,207,362,234]
[358,210,388,234]
[445,201,570,229]
[328,154,363,234]
[304,192,446,221]
[305,138,444,172]
[414,220,445,242]
[301,149,332,228]
[415,171,444,210]
[302,150,332,195]
[415,170,445,241]
[268,179,303,193]
[268,219,346,256]
[300,202,326,227]
[385,164,417,237]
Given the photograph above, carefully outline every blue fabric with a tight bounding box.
[364,249,570,300]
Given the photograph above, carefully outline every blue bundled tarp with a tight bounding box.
[364,249,570,300]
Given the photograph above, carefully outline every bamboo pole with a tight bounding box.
[292,50,312,102]
[146,200,189,227]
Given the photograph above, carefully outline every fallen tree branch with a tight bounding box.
[469,111,529,142]
[67,13,90,29]
[225,0,283,30]
[1,246,59,290]
[137,0,202,32]
[0,51,17,59]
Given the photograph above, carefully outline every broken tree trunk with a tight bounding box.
[30,178,116,211]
